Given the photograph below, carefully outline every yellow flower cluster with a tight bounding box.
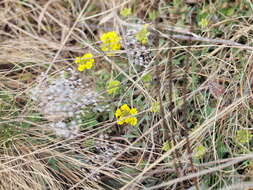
[75,53,94,72]
[107,80,121,94]
[193,144,207,159]
[162,141,174,152]
[199,18,209,28]
[115,104,138,126]
[150,101,160,113]
[135,24,150,44]
[100,31,121,54]
[120,8,132,17]
[235,129,252,144]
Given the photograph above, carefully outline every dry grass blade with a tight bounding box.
[1,0,253,189]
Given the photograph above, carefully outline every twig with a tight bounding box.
[166,34,185,189]
[181,9,200,190]
[171,34,248,48]
[117,16,253,50]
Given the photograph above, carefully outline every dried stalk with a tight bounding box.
[181,8,200,190]
[117,16,253,50]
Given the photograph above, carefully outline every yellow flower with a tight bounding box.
[193,144,207,159]
[100,31,121,54]
[75,53,94,72]
[150,101,160,113]
[199,18,209,28]
[135,24,150,44]
[107,80,121,94]
[162,141,174,152]
[235,129,252,144]
[120,8,132,17]
[115,104,138,126]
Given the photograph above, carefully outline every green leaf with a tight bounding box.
[173,0,182,7]
[221,7,235,16]
[205,106,215,117]
[217,140,229,159]
[120,167,140,175]
[122,134,137,139]
[142,73,152,83]
[83,139,95,148]
[109,110,115,121]
[48,158,59,171]
[172,59,180,65]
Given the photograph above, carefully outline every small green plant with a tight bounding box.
[149,10,159,21]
